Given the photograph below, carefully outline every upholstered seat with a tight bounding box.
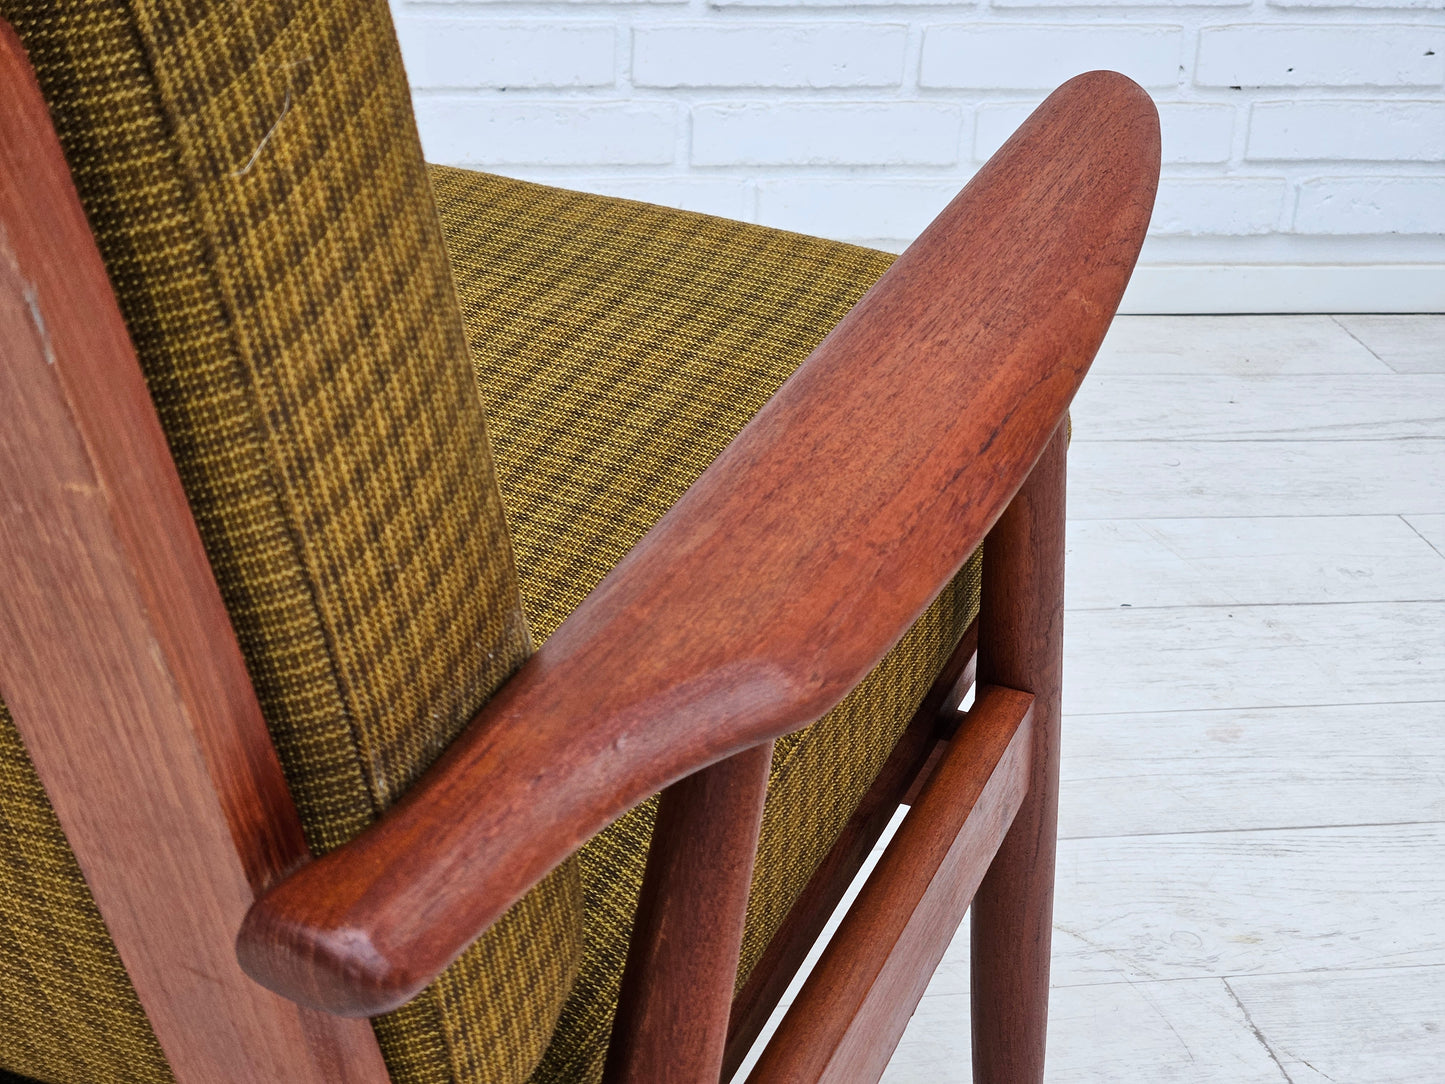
[0,4,976,1082]
[431,167,982,1081]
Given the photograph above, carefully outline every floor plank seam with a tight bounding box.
[1222,978,1298,1084]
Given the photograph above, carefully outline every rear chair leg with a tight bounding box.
[971,421,1067,1084]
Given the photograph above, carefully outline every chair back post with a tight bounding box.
[0,22,391,1084]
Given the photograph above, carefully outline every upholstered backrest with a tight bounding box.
[0,3,580,1082]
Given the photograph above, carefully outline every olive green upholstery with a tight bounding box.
[0,5,979,1083]
[0,2,577,1082]
[429,167,983,1083]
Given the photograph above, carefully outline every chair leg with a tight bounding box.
[971,421,1067,1084]
[603,742,773,1084]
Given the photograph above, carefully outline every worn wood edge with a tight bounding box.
[238,71,1158,1017]
[0,20,390,1083]
[604,743,774,1084]
[747,685,1035,1084]
[722,619,979,1079]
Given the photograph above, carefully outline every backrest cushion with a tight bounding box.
[0,3,580,1082]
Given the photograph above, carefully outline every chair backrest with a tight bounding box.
[0,3,582,1082]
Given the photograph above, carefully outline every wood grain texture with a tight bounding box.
[1064,600,1445,717]
[1072,374,1445,441]
[1404,513,1445,556]
[0,22,391,1084]
[603,743,772,1084]
[723,620,978,1080]
[1059,702,1445,840]
[747,685,1035,1084]
[1049,823,1445,987]
[238,69,1158,1017]
[971,423,1068,1084]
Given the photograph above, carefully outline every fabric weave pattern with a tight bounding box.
[0,4,578,1082]
[431,167,984,1083]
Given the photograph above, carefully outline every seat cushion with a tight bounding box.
[0,4,578,1083]
[431,167,983,1083]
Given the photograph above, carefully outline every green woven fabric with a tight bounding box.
[0,4,578,1083]
[0,8,984,1079]
[430,167,984,1083]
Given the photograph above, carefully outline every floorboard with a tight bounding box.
[1092,316,1389,376]
[1228,965,1445,1082]
[736,315,1444,1083]
[1065,516,1445,610]
[1064,601,1445,716]
[1059,702,1445,839]
[882,978,1292,1084]
[1073,374,1445,442]
[1332,315,1445,373]
[1405,513,1445,557]
[1069,438,1445,519]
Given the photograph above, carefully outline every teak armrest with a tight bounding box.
[237,70,1159,1017]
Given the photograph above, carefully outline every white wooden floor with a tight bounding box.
[738,315,1445,1083]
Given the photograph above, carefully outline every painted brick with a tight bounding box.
[392,0,1445,278]
[756,179,964,241]
[1295,177,1445,233]
[413,100,678,165]
[410,0,684,5]
[920,24,1184,89]
[994,0,1244,5]
[1149,178,1290,235]
[564,177,755,219]
[1270,0,1444,8]
[692,103,962,166]
[395,18,615,88]
[1248,100,1445,160]
[1196,25,1444,87]
[633,24,907,88]
[711,0,967,8]
[976,101,1234,163]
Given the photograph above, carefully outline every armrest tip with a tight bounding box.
[237,895,422,1018]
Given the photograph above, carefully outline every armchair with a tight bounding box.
[0,4,1158,1083]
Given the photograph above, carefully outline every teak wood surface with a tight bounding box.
[749,685,1037,1083]
[239,69,1160,1017]
[602,742,773,1084]
[722,620,981,1079]
[972,423,1070,1084]
[0,22,391,1084]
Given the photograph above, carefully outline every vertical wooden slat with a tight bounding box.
[723,618,979,1079]
[971,421,1069,1084]
[0,22,391,1084]
[603,743,774,1084]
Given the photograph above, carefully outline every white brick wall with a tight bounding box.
[393,0,1445,312]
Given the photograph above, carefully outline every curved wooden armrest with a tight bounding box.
[237,70,1159,1017]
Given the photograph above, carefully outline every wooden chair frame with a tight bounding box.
[0,19,1158,1084]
